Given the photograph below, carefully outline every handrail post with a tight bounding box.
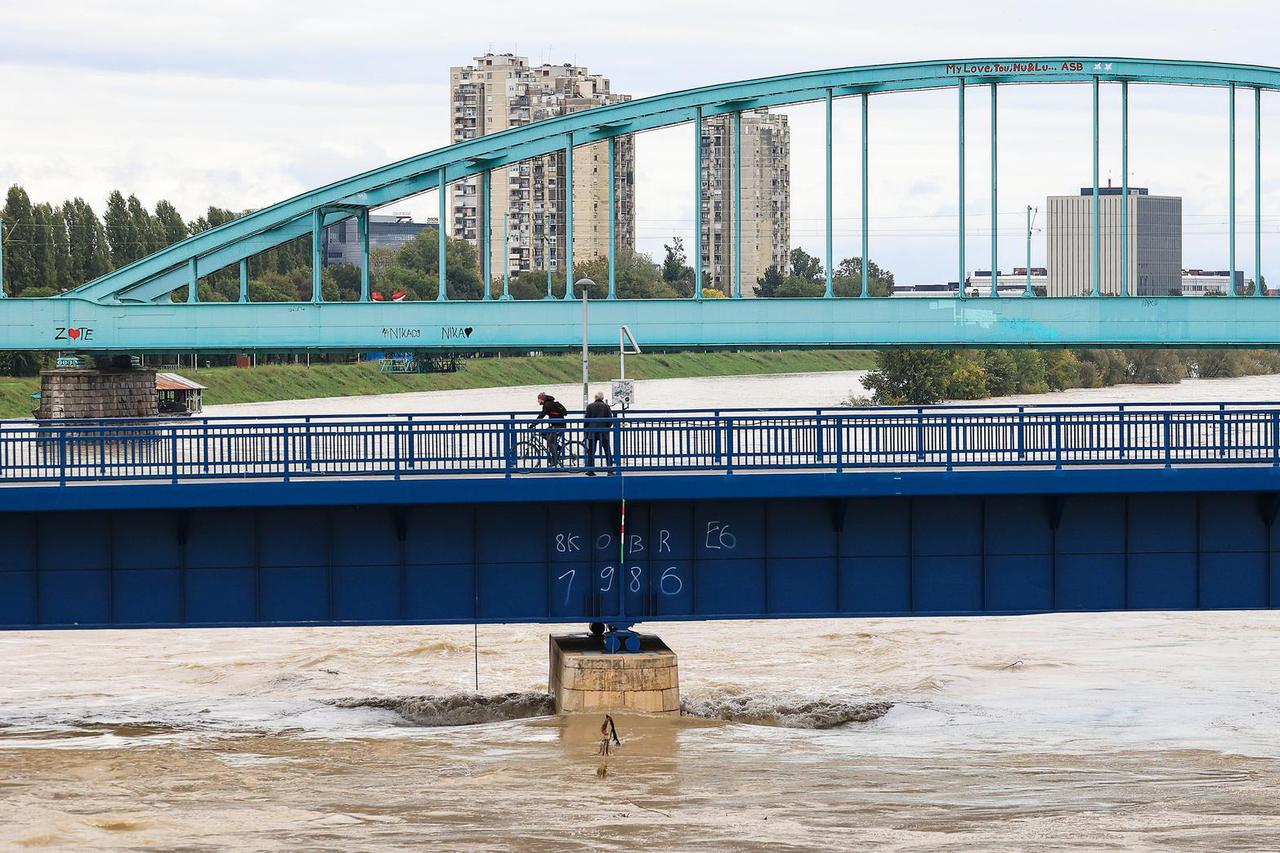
[282,425,290,482]
[406,415,415,470]
[1218,403,1226,459]
[1163,412,1173,469]
[98,421,106,475]
[1054,413,1063,470]
[915,407,925,461]
[503,417,515,478]
[304,415,313,471]
[58,427,68,486]
[170,425,179,484]
[1118,409,1126,459]
[713,409,722,465]
[724,417,734,475]
[815,412,825,467]
[201,417,210,473]
[1273,411,1279,467]
[945,415,953,471]
[393,423,402,480]
[1016,406,1025,460]
[613,415,623,475]
[834,414,844,473]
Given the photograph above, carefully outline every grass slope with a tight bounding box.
[0,350,874,418]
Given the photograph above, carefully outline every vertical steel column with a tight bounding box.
[0,217,5,297]
[563,138,575,300]
[861,93,869,298]
[990,82,998,297]
[188,257,198,303]
[358,208,370,302]
[481,171,492,300]
[437,172,448,301]
[1121,80,1130,297]
[694,106,704,300]
[1230,83,1238,295]
[824,89,834,298]
[238,258,249,303]
[958,79,966,299]
[1257,87,1264,296]
[608,136,617,299]
[733,110,743,299]
[311,209,323,302]
[1091,76,1101,297]
[502,211,511,300]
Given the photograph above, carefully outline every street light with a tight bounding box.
[576,278,595,410]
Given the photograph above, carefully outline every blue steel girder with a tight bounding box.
[52,57,1280,307]
[11,294,1280,351]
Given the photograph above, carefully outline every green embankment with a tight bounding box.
[0,350,874,418]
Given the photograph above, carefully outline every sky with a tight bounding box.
[2,0,1277,285]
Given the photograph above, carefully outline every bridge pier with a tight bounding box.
[36,366,157,420]
[549,633,680,716]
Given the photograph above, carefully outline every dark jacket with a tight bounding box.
[585,400,613,423]
[537,397,568,423]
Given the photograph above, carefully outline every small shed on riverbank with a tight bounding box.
[156,372,206,415]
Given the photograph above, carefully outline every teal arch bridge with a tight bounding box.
[2,58,1279,351]
[3,402,1280,631]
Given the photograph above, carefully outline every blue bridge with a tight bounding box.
[3,403,1279,631]
[1,57,1279,350]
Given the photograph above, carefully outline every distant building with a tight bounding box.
[700,110,791,295]
[324,213,437,266]
[1046,186,1182,296]
[450,53,635,280]
[1181,269,1247,296]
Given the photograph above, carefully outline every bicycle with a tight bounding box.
[514,422,585,470]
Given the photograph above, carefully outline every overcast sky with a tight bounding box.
[2,0,1277,284]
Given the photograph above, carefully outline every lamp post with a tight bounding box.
[1024,206,1039,297]
[577,278,595,411]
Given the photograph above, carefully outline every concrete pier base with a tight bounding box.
[549,634,680,716]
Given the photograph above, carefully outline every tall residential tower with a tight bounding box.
[701,110,791,295]
[450,53,635,283]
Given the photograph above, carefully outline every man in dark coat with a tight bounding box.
[536,392,568,466]
[584,391,614,476]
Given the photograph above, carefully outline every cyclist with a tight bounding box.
[535,392,569,466]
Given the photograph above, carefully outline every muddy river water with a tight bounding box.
[5,372,1280,849]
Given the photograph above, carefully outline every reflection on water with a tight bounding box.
[8,373,1280,848]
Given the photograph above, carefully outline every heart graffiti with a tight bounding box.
[464,327,474,337]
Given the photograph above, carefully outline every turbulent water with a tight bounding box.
[8,372,1280,849]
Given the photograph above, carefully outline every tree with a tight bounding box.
[64,198,112,283]
[754,264,786,297]
[662,237,693,287]
[29,203,59,293]
[863,350,957,405]
[982,350,1018,396]
[2,186,37,294]
[104,190,136,268]
[127,194,160,257]
[154,199,188,247]
[833,256,894,297]
[788,247,824,283]
[577,250,679,299]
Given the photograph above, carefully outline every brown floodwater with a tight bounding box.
[4,613,1280,850]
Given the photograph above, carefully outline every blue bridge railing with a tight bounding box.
[2,404,1280,485]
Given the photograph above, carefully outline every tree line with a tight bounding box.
[861,349,1280,405]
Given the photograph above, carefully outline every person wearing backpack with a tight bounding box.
[536,392,569,467]
[583,391,614,476]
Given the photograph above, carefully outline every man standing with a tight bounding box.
[536,392,568,466]
[584,390,614,476]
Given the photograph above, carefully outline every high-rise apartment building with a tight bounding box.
[450,53,635,281]
[701,110,790,295]
[1046,186,1182,296]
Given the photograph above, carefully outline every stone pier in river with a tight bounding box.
[549,634,680,716]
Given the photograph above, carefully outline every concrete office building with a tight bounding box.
[450,53,635,282]
[324,213,437,266]
[1046,186,1182,296]
[701,110,791,295]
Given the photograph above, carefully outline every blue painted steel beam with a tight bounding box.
[861,94,869,298]
[563,140,575,300]
[238,259,249,303]
[481,171,492,300]
[990,83,998,297]
[1092,76,1101,297]
[694,106,703,300]
[55,59,1280,308]
[1122,81,1130,297]
[358,208,370,302]
[437,174,448,301]
[311,209,323,303]
[1230,83,1238,295]
[733,110,743,299]
[958,79,966,299]
[608,137,617,300]
[825,89,834,298]
[0,217,6,298]
[1258,87,1265,296]
[15,295,1280,350]
[187,257,198,303]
